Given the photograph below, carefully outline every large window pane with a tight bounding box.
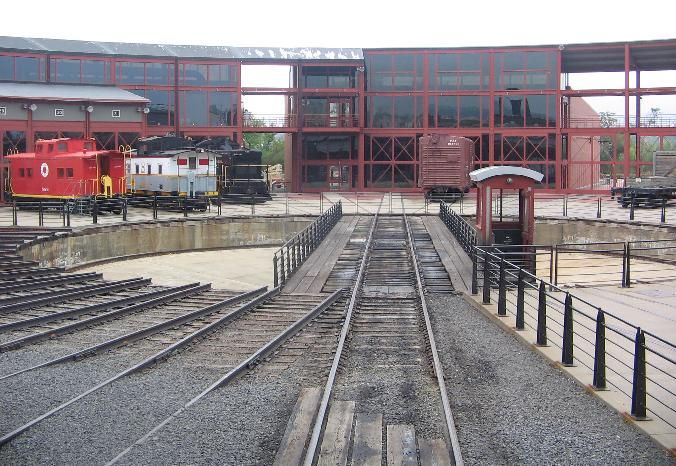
[370,96,392,128]
[459,96,480,128]
[15,57,43,81]
[209,91,235,126]
[181,63,207,85]
[208,64,236,86]
[51,58,80,83]
[117,62,144,84]
[181,91,208,126]
[146,90,175,126]
[0,56,12,80]
[82,60,109,84]
[437,96,457,128]
[146,63,171,85]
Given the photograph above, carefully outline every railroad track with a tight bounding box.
[270,209,463,466]
[0,283,349,464]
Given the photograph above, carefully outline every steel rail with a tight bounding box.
[0,286,280,447]
[105,288,345,466]
[0,272,102,293]
[403,210,464,466]
[0,286,267,381]
[0,266,65,279]
[0,283,208,351]
[0,278,151,313]
[303,205,380,466]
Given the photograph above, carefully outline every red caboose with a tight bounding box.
[6,139,126,199]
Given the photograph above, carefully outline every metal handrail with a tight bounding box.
[272,200,343,287]
[439,204,676,428]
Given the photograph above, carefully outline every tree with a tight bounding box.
[242,109,285,167]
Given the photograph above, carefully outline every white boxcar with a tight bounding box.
[127,149,219,196]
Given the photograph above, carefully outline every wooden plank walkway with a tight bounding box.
[422,216,473,292]
[283,216,360,294]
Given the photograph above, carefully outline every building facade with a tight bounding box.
[1,36,675,193]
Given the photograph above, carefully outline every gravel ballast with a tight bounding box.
[427,293,673,465]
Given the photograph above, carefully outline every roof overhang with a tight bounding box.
[0,82,149,103]
[470,166,544,183]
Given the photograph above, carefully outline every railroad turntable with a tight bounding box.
[0,211,672,465]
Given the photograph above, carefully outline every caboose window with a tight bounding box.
[176,158,187,166]
[147,164,152,175]
[158,165,163,174]
[48,144,54,153]
[84,142,93,150]
[19,168,25,177]
[26,168,33,177]
[57,168,65,178]
[189,157,197,169]
[199,159,209,165]
[66,168,74,178]
[135,164,140,174]
[57,143,67,152]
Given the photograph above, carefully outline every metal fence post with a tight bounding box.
[62,200,67,227]
[482,250,491,304]
[153,194,158,220]
[497,258,507,316]
[625,242,631,288]
[292,239,298,270]
[280,251,286,284]
[630,328,648,419]
[562,293,574,366]
[12,201,17,226]
[38,201,44,226]
[183,198,188,218]
[273,254,279,288]
[535,281,548,346]
[597,197,602,219]
[251,194,255,216]
[592,310,607,390]
[66,202,71,227]
[471,249,478,295]
[629,193,635,221]
[122,198,128,222]
[217,193,222,216]
[661,198,666,223]
[92,198,98,224]
[516,269,525,330]
[285,190,289,215]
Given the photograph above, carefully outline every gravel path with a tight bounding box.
[427,294,673,465]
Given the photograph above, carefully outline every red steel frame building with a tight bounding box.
[1,37,675,193]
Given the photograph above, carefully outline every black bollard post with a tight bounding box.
[66,202,71,227]
[516,268,525,330]
[535,281,547,346]
[12,201,17,226]
[629,193,635,221]
[625,242,632,288]
[218,193,222,216]
[597,197,602,219]
[62,200,67,227]
[92,198,98,224]
[630,328,648,419]
[562,293,574,366]
[122,198,128,222]
[38,201,44,226]
[482,251,491,304]
[592,310,607,390]
[661,198,666,223]
[153,194,158,220]
[273,254,279,288]
[497,258,507,316]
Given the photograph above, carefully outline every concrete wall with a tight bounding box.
[18,216,314,269]
[535,217,676,244]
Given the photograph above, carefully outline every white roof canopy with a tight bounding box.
[470,166,544,183]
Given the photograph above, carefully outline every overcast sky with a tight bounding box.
[4,0,675,115]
